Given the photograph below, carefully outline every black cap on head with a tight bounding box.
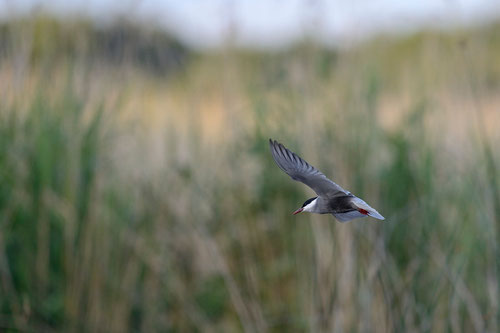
[302,197,317,207]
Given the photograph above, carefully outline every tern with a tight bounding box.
[269,139,385,222]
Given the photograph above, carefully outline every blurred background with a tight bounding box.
[0,0,499,332]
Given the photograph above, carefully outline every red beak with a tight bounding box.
[292,207,304,215]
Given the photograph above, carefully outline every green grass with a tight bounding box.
[0,16,499,332]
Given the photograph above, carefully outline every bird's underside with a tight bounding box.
[269,139,385,222]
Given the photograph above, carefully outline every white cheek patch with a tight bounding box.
[302,198,318,212]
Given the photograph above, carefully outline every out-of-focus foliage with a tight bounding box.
[0,16,189,76]
[0,15,499,332]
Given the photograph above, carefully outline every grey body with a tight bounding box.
[316,195,356,214]
[269,139,385,222]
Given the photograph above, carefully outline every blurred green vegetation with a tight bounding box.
[0,16,188,76]
[0,15,499,332]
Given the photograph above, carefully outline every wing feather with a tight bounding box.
[269,139,350,198]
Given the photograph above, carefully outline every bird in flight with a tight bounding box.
[269,139,385,222]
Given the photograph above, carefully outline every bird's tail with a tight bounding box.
[351,197,385,220]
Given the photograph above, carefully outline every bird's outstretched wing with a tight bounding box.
[269,139,350,198]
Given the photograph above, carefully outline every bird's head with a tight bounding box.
[293,197,318,215]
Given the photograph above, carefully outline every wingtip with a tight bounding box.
[369,212,385,221]
[269,138,283,149]
[269,139,275,150]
